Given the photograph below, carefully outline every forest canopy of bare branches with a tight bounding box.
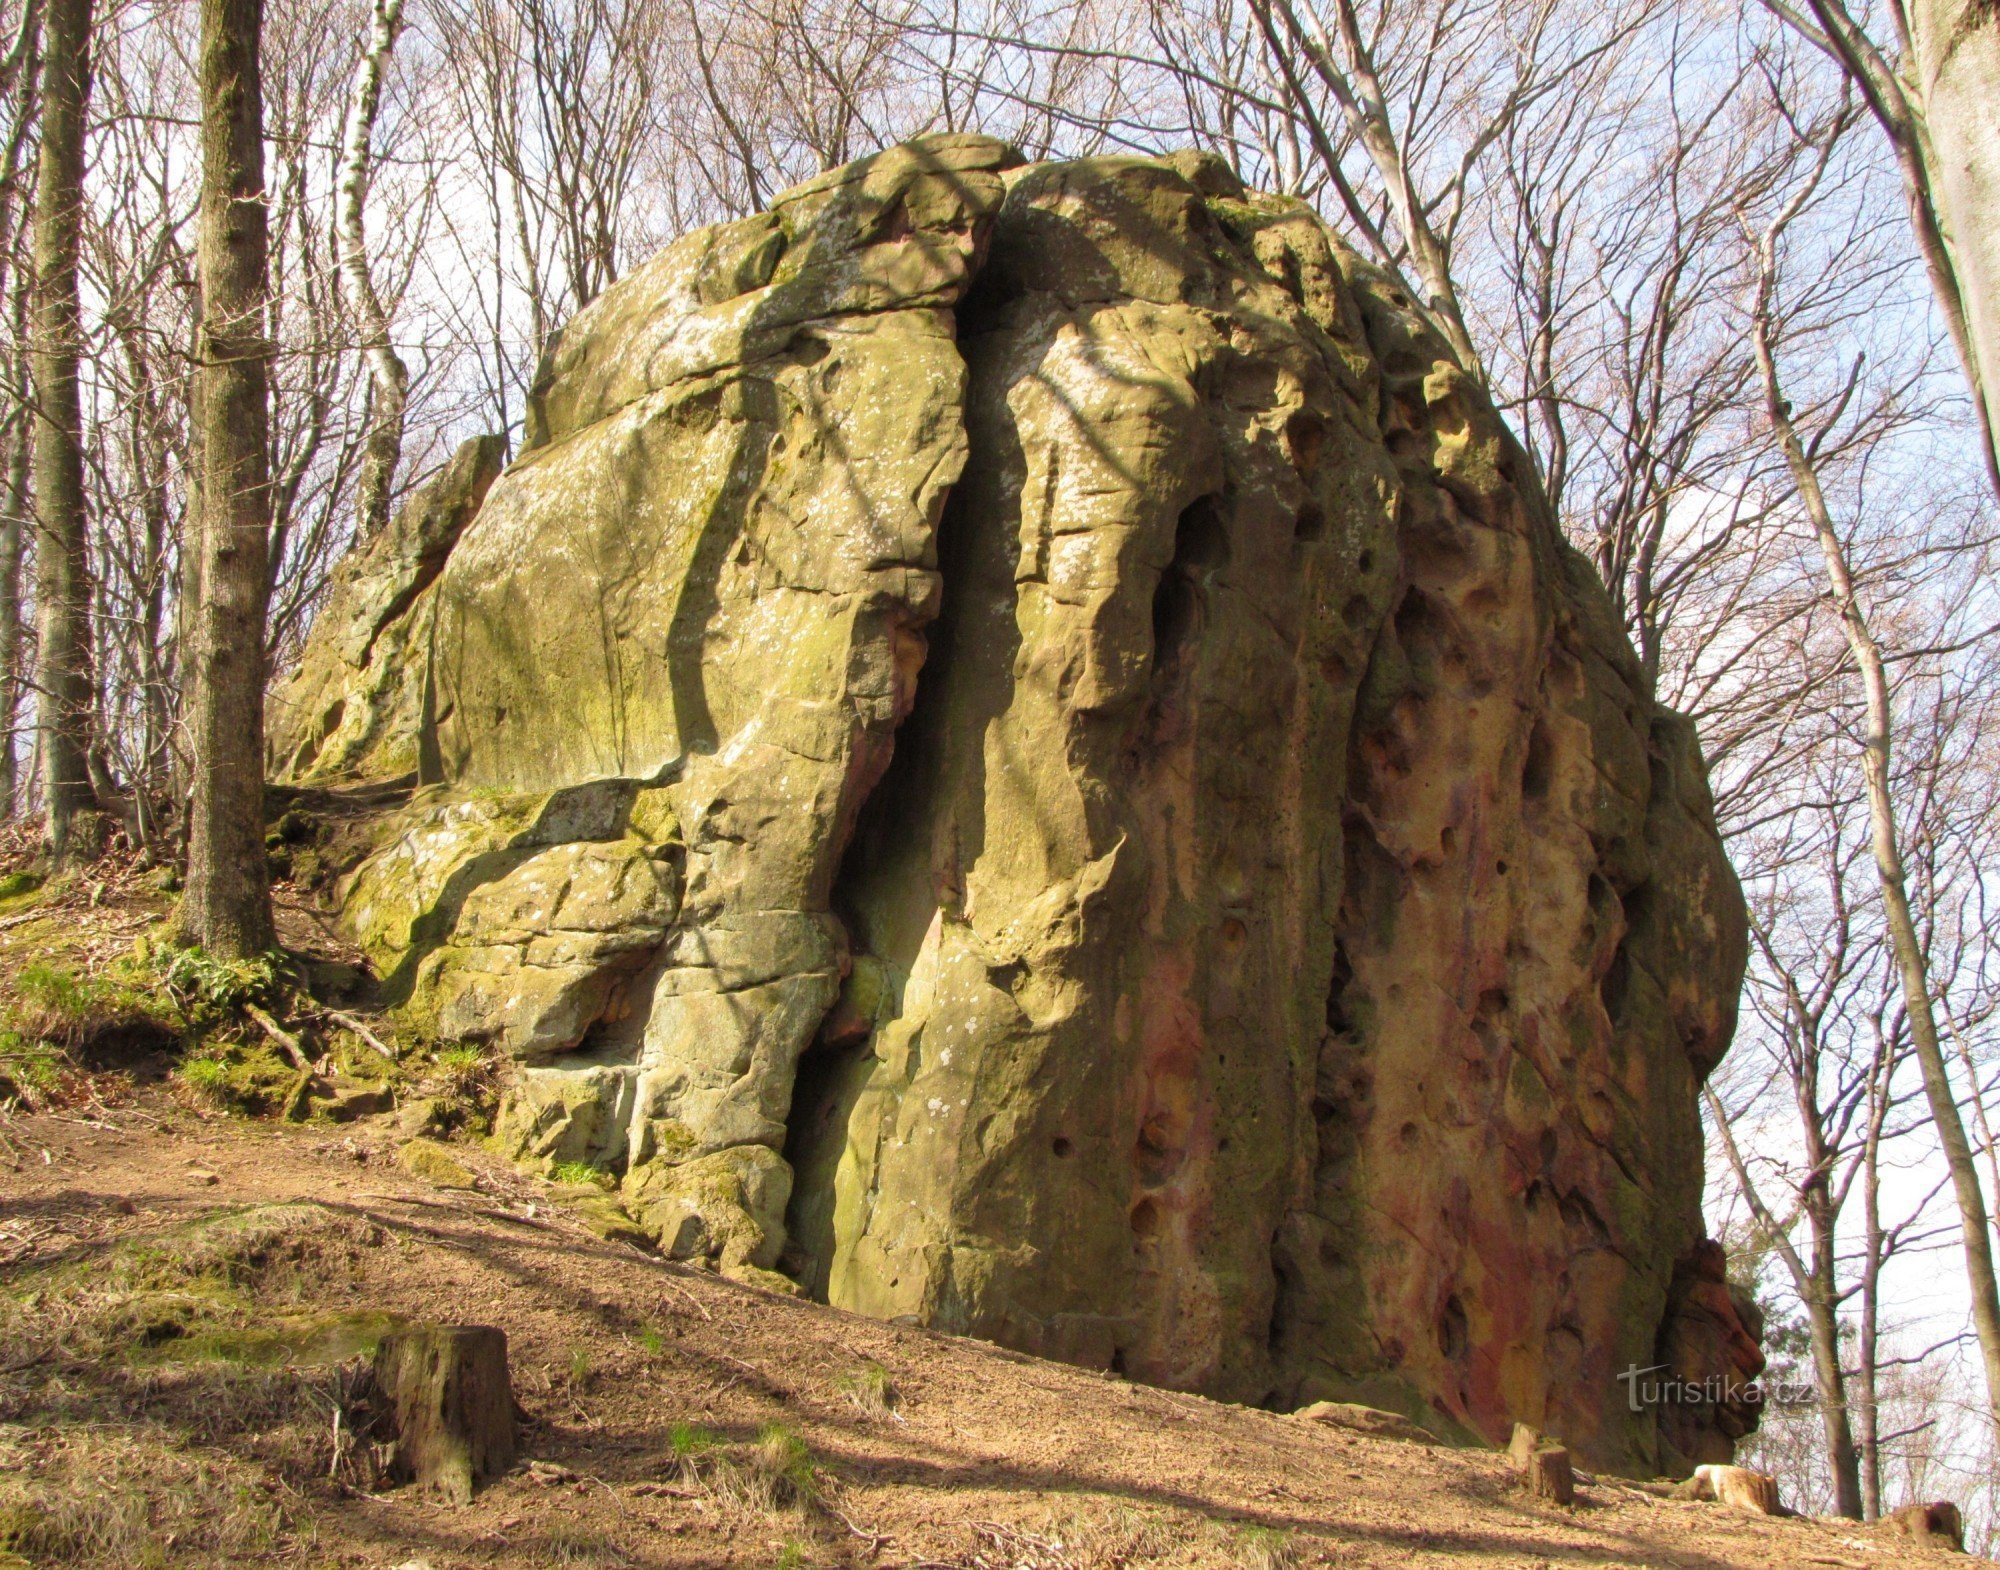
[1,0,1997,1536]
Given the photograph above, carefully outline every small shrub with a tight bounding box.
[149,944,281,1027]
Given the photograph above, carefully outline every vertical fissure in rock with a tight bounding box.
[777,458,985,1298]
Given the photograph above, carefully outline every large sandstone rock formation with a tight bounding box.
[272,136,1758,1475]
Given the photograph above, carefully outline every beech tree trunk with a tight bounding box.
[1780,0,2000,497]
[28,0,93,864]
[179,0,274,957]
[1904,0,2000,480]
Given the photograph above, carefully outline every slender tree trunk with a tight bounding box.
[1752,297,2000,1445]
[179,0,274,957]
[1802,1226,1865,1517]
[1948,1012,2000,1255]
[337,0,407,539]
[1859,1095,1885,1520]
[0,400,27,815]
[0,1,39,817]
[28,0,93,866]
[1799,1041,1866,1517]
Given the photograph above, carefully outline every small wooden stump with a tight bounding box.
[372,1325,516,1503]
[1887,1500,1964,1551]
[1508,1423,1574,1505]
[1523,1445,1575,1505]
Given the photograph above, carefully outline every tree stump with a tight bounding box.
[372,1325,516,1502]
[1522,1444,1575,1505]
[1887,1500,1964,1551]
[1508,1423,1574,1505]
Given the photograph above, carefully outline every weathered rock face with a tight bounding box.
[277,136,1755,1473]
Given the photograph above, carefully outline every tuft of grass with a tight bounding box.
[775,1539,810,1570]
[1236,1524,1299,1570]
[542,1521,623,1567]
[638,1324,666,1357]
[0,1428,303,1566]
[435,1043,484,1075]
[0,1031,71,1109]
[668,1420,718,1463]
[551,1159,613,1189]
[419,1042,500,1135]
[750,1422,820,1509]
[567,1346,595,1391]
[665,1420,820,1514]
[835,1360,899,1419]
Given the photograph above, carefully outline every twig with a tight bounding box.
[661,1276,714,1322]
[246,1002,312,1071]
[320,1007,396,1062]
[827,1498,892,1553]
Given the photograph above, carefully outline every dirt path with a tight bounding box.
[0,1094,1978,1570]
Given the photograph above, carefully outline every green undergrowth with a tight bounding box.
[0,885,501,1136]
[0,919,289,1109]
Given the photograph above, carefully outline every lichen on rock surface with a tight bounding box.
[275,134,1756,1475]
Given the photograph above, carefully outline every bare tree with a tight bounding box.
[1744,99,2000,1443]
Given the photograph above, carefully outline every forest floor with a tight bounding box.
[0,858,1985,1569]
